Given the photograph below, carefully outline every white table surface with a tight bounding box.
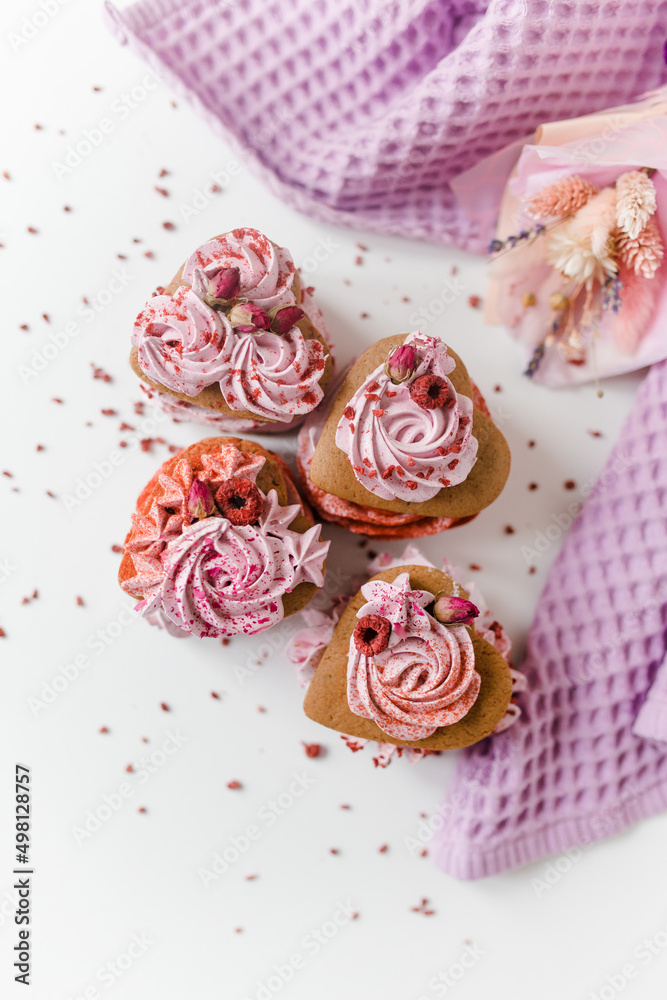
[2,3,667,999]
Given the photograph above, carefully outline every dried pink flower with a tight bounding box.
[525,174,599,220]
[384,345,417,383]
[432,593,479,628]
[228,302,271,332]
[187,479,217,520]
[208,266,240,301]
[610,260,664,354]
[616,217,664,279]
[269,304,304,335]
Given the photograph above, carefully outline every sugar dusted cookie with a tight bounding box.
[302,563,514,751]
[119,437,329,639]
[298,332,510,537]
[130,228,334,432]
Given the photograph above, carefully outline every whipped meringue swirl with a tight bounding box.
[133,285,231,397]
[347,572,480,740]
[335,332,478,503]
[140,491,328,638]
[182,227,297,311]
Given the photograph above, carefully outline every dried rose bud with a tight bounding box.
[208,266,240,301]
[432,593,479,628]
[215,478,263,525]
[353,614,392,655]
[228,302,271,331]
[384,344,416,384]
[269,304,304,335]
[409,374,450,410]
[187,479,217,520]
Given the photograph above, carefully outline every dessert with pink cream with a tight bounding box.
[118,437,329,639]
[298,331,510,537]
[130,228,334,432]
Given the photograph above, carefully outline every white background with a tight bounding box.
[2,2,667,999]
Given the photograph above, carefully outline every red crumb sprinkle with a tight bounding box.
[63,205,71,212]
[588,430,603,438]
[111,544,122,553]
[211,691,220,700]
[330,848,340,855]
[91,364,113,383]
[245,874,258,881]
[257,705,266,713]
[564,479,576,490]
[138,807,147,814]
[528,482,539,491]
[163,221,175,230]
[0,628,6,638]
[504,525,515,535]
[101,408,117,416]
[2,171,9,180]
[154,186,169,197]
[227,780,242,790]
[340,803,351,810]
[528,440,536,447]
[411,898,435,915]
[160,702,170,712]
[529,566,537,574]
[76,596,84,606]
[469,563,482,571]
[2,471,13,478]
[357,243,368,251]
[52,397,63,404]
[354,255,363,265]
[234,928,243,934]
[19,324,29,331]
[303,742,322,758]
[494,384,502,392]
[378,844,388,853]
[221,638,231,647]
[27,226,38,234]
[468,295,481,308]
[360,311,370,318]
[119,422,135,432]
[125,764,134,773]
[99,726,109,734]
[344,406,355,419]
[42,313,50,323]
[144,251,154,259]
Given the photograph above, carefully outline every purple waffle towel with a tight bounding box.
[104,0,667,252]
[432,360,667,880]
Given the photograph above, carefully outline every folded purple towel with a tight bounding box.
[105,0,667,251]
[432,359,667,879]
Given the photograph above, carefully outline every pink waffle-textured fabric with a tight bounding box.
[104,0,667,252]
[432,360,667,880]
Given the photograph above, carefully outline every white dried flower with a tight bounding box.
[546,187,618,286]
[615,170,657,240]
